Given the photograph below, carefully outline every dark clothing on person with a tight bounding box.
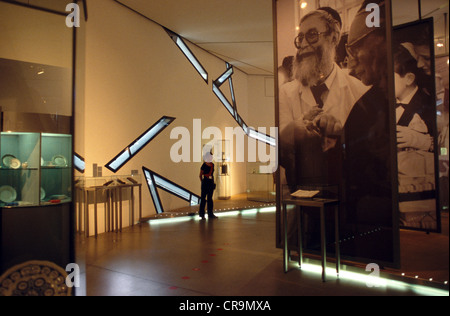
[343,86,393,226]
[199,162,216,219]
[201,162,214,179]
[398,88,435,135]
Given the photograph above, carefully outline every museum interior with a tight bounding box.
[0,0,449,297]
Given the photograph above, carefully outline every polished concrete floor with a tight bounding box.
[75,203,449,297]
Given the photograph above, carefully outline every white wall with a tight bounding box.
[0,2,72,68]
[77,0,273,225]
[247,75,275,128]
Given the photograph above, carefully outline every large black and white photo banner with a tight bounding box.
[275,0,400,267]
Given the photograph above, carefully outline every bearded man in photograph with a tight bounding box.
[279,7,369,191]
[278,7,369,249]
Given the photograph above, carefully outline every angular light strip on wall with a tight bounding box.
[212,84,236,117]
[214,67,234,87]
[165,28,208,84]
[226,63,238,120]
[105,116,176,173]
[142,167,201,214]
[74,152,85,173]
[212,63,276,147]
[247,128,277,147]
[143,168,164,214]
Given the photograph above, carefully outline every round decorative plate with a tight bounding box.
[9,158,21,169]
[0,185,17,203]
[2,154,16,168]
[0,260,71,296]
[51,155,67,167]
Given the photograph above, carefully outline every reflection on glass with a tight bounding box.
[106,116,175,173]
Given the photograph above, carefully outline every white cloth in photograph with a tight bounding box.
[279,64,370,133]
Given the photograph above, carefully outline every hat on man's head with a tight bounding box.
[318,7,342,29]
[348,0,385,47]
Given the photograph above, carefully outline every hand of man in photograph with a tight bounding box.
[315,113,343,137]
[397,125,432,151]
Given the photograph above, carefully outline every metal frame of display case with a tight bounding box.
[0,0,81,288]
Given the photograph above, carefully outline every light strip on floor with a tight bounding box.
[149,217,201,226]
[296,263,448,296]
[259,206,277,213]
[165,28,208,83]
[106,116,175,173]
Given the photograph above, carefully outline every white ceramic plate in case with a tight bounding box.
[52,155,67,167]
[2,154,17,168]
[9,158,21,169]
[0,185,17,203]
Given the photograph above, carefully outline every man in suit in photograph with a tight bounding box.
[279,7,369,190]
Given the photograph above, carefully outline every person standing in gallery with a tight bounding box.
[343,0,393,225]
[199,150,218,220]
[279,7,369,190]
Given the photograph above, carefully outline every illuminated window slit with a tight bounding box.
[143,167,201,214]
[213,63,276,147]
[74,152,85,173]
[105,116,175,173]
[165,28,208,83]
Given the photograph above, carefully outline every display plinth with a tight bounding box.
[75,175,142,237]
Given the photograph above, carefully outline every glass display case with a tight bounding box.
[0,132,40,207]
[0,1,76,291]
[74,174,143,237]
[0,132,72,208]
[41,133,72,205]
[247,171,276,203]
[216,140,231,200]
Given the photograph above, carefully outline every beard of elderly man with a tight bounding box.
[279,8,369,188]
[293,20,337,88]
